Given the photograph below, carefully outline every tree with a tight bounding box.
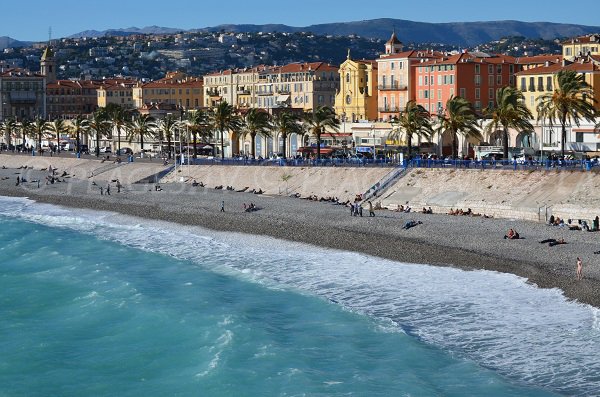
[303,106,339,160]
[47,119,67,152]
[389,100,433,160]
[19,119,33,149]
[155,114,178,160]
[126,113,156,153]
[271,111,300,158]
[105,104,128,155]
[1,118,17,148]
[437,96,481,158]
[32,117,49,152]
[211,101,242,159]
[185,109,210,158]
[88,110,109,157]
[243,108,271,158]
[537,69,597,158]
[70,115,89,154]
[483,86,534,160]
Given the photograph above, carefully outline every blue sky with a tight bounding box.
[3,0,599,41]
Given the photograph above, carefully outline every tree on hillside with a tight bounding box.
[537,69,597,158]
[437,96,481,158]
[303,106,339,160]
[389,100,433,160]
[483,86,534,160]
[243,108,271,159]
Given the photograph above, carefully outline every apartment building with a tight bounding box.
[132,71,203,110]
[97,78,137,109]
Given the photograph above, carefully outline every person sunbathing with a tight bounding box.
[504,228,519,239]
[403,220,422,230]
[539,238,566,246]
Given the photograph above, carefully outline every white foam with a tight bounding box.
[1,195,599,395]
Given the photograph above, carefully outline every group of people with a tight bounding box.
[447,207,492,218]
[243,203,259,212]
[421,207,433,214]
[548,215,599,232]
[349,200,376,217]
[394,204,412,213]
[214,184,263,194]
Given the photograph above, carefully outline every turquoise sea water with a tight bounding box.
[1,197,599,396]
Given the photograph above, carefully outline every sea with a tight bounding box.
[1,196,599,397]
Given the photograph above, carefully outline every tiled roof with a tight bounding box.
[386,32,402,45]
[0,68,44,78]
[561,34,600,45]
[515,55,563,65]
[378,50,444,60]
[416,52,515,66]
[515,59,600,76]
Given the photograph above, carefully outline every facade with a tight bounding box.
[334,50,378,122]
[97,78,137,109]
[562,34,600,61]
[0,67,46,121]
[132,71,204,110]
[46,80,102,119]
[414,52,517,115]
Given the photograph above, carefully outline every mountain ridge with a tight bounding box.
[62,19,600,46]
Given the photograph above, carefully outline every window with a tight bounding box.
[438,75,442,85]
[346,73,350,83]
[497,64,502,74]
[529,77,535,91]
[488,65,494,74]
[475,101,481,109]
[418,76,423,86]
[391,62,394,70]
[460,88,466,98]
[424,90,429,99]
[475,64,480,74]
[521,77,526,91]
[576,132,584,143]
[537,76,544,91]
[475,75,481,86]
[437,89,442,99]
[546,76,553,91]
[489,75,494,86]
[496,75,502,85]
[424,76,428,85]
[419,90,423,99]
[475,88,480,99]
[489,88,494,99]
[399,61,403,69]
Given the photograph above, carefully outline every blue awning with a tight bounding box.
[356,146,374,153]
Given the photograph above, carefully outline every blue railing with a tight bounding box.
[403,158,599,171]
[178,157,396,168]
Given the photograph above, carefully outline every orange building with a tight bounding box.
[133,71,204,110]
[413,52,517,115]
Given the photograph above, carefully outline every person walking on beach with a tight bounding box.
[100,186,104,195]
[106,184,111,195]
[368,201,375,217]
[576,257,583,280]
[220,200,225,212]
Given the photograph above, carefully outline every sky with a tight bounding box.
[3,0,599,42]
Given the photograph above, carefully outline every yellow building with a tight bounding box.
[97,78,137,109]
[334,50,378,122]
[562,34,600,61]
[132,71,203,110]
[516,57,600,120]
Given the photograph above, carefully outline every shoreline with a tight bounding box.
[1,167,599,308]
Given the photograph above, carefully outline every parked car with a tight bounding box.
[79,144,89,154]
[99,146,112,153]
[118,147,132,155]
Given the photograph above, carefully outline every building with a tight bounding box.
[97,78,137,109]
[334,50,378,122]
[562,34,600,61]
[132,71,204,110]
[46,80,102,119]
[0,67,46,121]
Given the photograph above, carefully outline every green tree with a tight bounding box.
[483,86,534,160]
[243,108,271,158]
[47,119,67,152]
[1,118,17,148]
[126,113,156,154]
[437,96,481,158]
[31,118,49,152]
[271,111,300,158]
[303,106,339,160]
[211,101,242,159]
[185,109,211,158]
[537,69,597,158]
[389,100,433,160]
[70,115,89,154]
[88,111,109,157]
[105,104,128,155]
[19,119,33,149]
[155,114,178,160]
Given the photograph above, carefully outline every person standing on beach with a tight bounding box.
[368,201,375,217]
[220,200,225,212]
[106,184,111,195]
[100,186,104,195]
[576,257,583,280]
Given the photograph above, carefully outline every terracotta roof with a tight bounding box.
[515,54,563,65]
[416,52,515,66]
[515,59,600,76]
[378,50,444,60]
[0,68,44,78]
[277,62,338,73]
[47,80,102,89]
[561,34,600,45]
[386,32,402,45]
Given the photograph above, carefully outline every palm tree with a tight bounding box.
[211,101,242,159]
[70,115,89,154]
[1,118,17,148]
[105,104,128,155]
[88,110,109,157]
[483,87,534,160]
[126,113,156,154]
[47,119,67,152]
[437,96,481,158]
[303,106,339,160]
[155,114,178,160]
[272,111,300,158]
[537,69,597,158]
[19,119,33,150]
[185,109,210,158]
[389,100,433,160]
[32,117,49,152]
[243,108,271,158]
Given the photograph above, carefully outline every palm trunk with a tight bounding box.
[38,134,42,150]
[220,128,225,159]
[193,131,198,158]
[561,124,567,158]
[76,131,81,153]
[95,132,100,157]
[503,126,509,160]
[451,132,456,159]
[167,134,172,160]
[407,135,412,160]
[117,127,121,153]
[251,133,256,158]
[316,134,321,160]
[282,133,287,159]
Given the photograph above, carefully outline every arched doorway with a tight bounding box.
[230,131,241,156]
[440,129,458,157]
[488,130,503,147]
[516,131,536,148]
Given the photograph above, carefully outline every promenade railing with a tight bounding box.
[402,158,599,172]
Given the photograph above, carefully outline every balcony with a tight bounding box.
[378,83,407,91]
[378,106,400,112]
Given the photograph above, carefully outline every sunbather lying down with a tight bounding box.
[539,238,567,246]
[402,220,422,230]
